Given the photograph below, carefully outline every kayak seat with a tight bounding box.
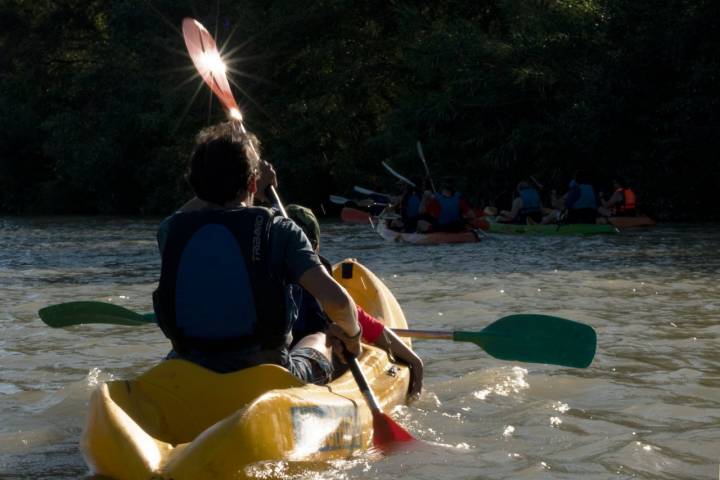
[105,359,304,445]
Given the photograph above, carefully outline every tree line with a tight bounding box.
[1,0,718,219]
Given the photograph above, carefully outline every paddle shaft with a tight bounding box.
[347,355,382,414]
[416,141,437,193]
[392,329,453,340]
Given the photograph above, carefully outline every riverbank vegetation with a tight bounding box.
[1,1,718,219]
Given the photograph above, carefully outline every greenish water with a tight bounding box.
[0,217,718,479]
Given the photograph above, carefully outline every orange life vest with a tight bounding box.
[615,188,636,214]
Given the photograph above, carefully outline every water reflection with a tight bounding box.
[1,218,719,479]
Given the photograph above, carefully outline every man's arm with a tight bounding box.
[500,197,522,220]
[298,265,361,354]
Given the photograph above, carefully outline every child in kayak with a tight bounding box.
[286,204,424,397]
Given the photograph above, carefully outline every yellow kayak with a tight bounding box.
[80,259,412,480]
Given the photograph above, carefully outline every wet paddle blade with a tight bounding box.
[38,301,153,328]
[453,314,596,368]
[347,354,416,452]
[372,412,415,452]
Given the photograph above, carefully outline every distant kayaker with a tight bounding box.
[286,204,424,396]
[390,177,424,232]
[496,181,544,224]
[419,179,475,232]
[599,179,637,217]
[152,122,362,385]
[563,170,599,224]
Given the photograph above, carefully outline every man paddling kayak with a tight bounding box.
[497,181,544,224]
[286,204,424,396]
[599,179,637,217]
[152,123,361,384]
[418,179,475,232]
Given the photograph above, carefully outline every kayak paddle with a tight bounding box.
[393,314,596,368]
[330,195,387,208]
[346,352,415,452]
[354,186,390,197]
[38,302,594,367]
[381,161,416,187]
[415,141,437,193]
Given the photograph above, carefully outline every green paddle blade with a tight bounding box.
[38,301,155,328]
[453,314,596,368]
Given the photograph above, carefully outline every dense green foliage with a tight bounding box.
[1,0,718,218]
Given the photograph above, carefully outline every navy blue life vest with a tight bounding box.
[519,187,541,214]
[436,192,462,225]
[153,207,289,355]
[570,184,597,210]
[402,193,422,220]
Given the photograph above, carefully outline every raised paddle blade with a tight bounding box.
[38,301,154,328]
[454,314,596,368]
[182,18,239,113]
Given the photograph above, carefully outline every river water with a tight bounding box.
[0,216,718,479]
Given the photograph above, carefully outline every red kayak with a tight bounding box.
[376,221,480,245]
[606,216,655,229]
[341,207,372,224]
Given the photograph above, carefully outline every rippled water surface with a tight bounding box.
[1,216,718,479]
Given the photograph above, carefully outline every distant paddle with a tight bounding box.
[38,303,595,368]
[416,141,437,193]
[382,161,416,187]
[353,186,389,197]
[329,195,386,208]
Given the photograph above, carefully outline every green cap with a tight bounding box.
[286,204,320,249]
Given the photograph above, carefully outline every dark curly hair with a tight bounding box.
[187,122,260,205]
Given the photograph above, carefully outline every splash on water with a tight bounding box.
[472,366,529,400]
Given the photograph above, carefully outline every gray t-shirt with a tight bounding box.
[157,212,322,283]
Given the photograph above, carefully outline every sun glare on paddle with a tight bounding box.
[229,108,243,120]
[199,51,227,75]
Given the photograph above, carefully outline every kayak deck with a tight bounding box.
[81,259,412,480]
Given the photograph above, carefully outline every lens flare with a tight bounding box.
[199,51,227,75]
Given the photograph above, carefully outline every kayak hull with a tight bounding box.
[340,207,372,224]
[377,221,480,244]
[488,222,618,235]
[606,215,655,229]
[81,260,412,480]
